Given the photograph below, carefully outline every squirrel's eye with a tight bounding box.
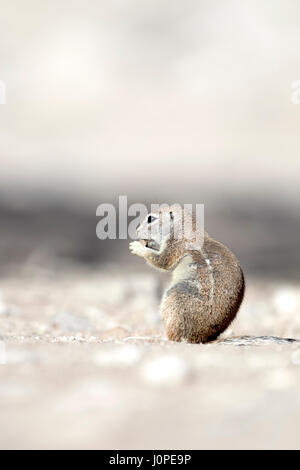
[147,215,156,224]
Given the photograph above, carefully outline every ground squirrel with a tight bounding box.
[129,205,245,343]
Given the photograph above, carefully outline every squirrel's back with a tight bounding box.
[161,237,245,343]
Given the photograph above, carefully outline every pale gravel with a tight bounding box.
[0,266,300,449]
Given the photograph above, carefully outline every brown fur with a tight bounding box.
[129,206,245,343]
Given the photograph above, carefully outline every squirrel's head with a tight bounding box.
[136,206,179,253]
[130,205,206,270]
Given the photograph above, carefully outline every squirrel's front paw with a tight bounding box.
[129,241,147,257]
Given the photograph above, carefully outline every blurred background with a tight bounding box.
[0,0,299,279]
[1,0,300,450]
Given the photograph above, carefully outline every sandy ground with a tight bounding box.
[1,265,300,450]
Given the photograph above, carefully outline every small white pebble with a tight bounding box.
[264,369,294,390]
[140,355,189,387]
[87,336,97,342]
[273,287,298,314]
